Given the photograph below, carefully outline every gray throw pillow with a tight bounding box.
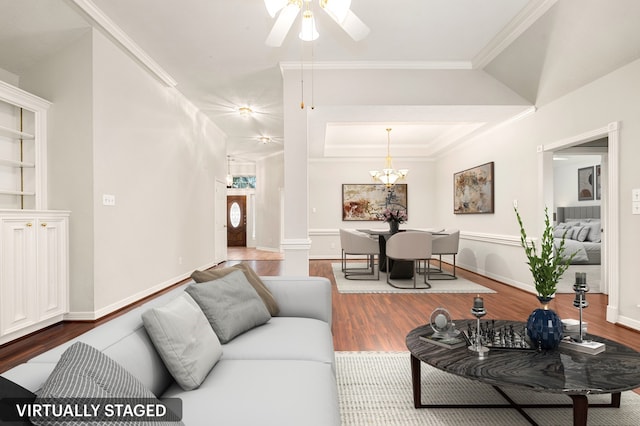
[33,342,182,425]
[142,293,223,390]
[568,226,584,240]
[186,269,271,343]
[191,263,279,316]
[576,226,590,242]
[553,228,568,238]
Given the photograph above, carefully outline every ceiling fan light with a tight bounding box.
[264,0,288,17]
[238,106,253,116]
[299,10,319,41]
[321,0,351,23]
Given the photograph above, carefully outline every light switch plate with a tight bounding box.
[102,194,116,206]
[633,201,640,215]
[632,188,640,202]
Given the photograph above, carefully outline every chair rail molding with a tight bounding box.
[281,238,312,276]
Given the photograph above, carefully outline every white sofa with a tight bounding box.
[1,275,340,426]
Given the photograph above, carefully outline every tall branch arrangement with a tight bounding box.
[514,206,575,298]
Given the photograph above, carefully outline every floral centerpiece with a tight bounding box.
[514,206,575,349]
[379,208,407,233]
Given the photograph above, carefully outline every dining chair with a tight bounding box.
[385,231,432,289]
[427,229,460,280]
[340,229,380,279]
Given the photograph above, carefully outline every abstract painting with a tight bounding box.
[578,166,594,201]
[342,184,408,221]
[453,162,494,214]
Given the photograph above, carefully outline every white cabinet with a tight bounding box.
[0,211,69,344]
[0,80,50,210]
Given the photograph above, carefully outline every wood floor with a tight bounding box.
[2,249,640,386]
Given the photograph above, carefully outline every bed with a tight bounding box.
[554,206,601,265]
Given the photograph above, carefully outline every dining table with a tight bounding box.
[357,228,420,279]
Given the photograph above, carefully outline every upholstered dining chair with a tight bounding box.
[385,231,432,289]
[427,229,460,280]
[340,229,380,279]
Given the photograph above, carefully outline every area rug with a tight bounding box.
[336,351,640,425]
[332,263,495,294]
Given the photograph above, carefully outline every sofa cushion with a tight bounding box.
[162,359,340,426]
[142,293,222,391]
[221,317,336,368]
[186,270,271,343]
[191,263,279,316]
[33,342,182,424]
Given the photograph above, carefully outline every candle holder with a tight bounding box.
[572,272,589,343]
[559,272,606,354]
[468,295,490,358]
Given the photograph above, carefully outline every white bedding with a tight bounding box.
[556,238,590,263]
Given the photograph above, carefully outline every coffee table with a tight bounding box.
[406,320,640,426]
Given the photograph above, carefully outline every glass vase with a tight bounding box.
[526,296,563,350]
[389,221,399,234]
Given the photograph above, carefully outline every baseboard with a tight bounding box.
[65,261,217,321]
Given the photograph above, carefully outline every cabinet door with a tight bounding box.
[0,218,37,336]
[37,217,68,320]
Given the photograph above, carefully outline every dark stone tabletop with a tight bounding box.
[406,320,640,395]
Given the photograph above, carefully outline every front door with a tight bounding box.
[227,195,246,247]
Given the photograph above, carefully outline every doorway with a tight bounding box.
[552,148,605,293]
[227,195,247,247]
[541,122,620,324]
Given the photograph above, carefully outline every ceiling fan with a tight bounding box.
[265,0,370,47]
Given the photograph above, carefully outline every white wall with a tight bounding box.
[20,29,227,318]
[308,158,436,258]
[435,57,640,329]
[255,153,283,252]
[20,30,95,314]
[553,156,602,208]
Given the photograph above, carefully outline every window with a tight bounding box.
[231,176,256,189]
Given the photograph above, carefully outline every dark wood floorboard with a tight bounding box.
[2,252,639,399]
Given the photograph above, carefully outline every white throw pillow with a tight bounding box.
[142,293,223,391]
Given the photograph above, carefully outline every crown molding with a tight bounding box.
[280,61,473,72]
[472,0,558,69]
[69,0,177,87]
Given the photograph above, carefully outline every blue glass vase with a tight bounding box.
[526,296,563,350]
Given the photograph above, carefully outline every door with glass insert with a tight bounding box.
[226,195,246,246]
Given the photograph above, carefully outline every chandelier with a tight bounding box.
[369,128,408,188]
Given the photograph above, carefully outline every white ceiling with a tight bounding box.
[1,0,639,163]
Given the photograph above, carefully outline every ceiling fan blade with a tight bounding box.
[330,9,370,41]
[265,4,300,47]
[264,0,288,18]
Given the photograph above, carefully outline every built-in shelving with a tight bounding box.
[0,124,34,140]
[0,80,50,210]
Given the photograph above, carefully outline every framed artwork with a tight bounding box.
[342,184,407,221]
[453,162,494,214]
[595,165,601,200]
[578,166,594,201]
